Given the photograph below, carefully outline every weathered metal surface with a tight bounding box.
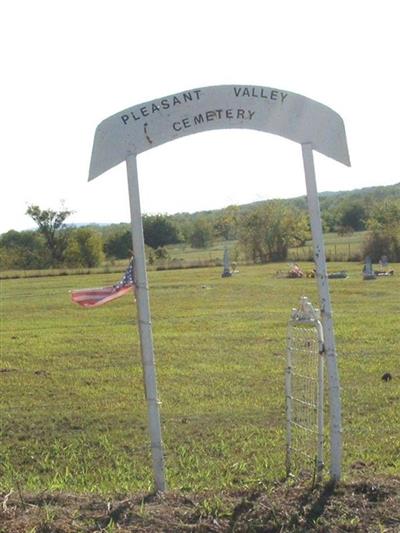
[89,85,350,180]
[126,155,166,492]
[302,143,342,481]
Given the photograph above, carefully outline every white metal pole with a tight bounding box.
[301,143,342,481]
[126,154,166,492]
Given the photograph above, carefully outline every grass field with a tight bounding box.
[0,231,367,281]
[0,261,399,498]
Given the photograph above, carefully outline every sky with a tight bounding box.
[1,0,399,233]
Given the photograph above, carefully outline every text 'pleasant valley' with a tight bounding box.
[120,86,289,127]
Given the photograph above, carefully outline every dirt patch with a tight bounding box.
[1,476,399,532]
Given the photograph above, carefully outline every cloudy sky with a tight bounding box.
[1,0,399,233]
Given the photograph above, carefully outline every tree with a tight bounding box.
[365,198,400,229]
[189,218,214,248]
[64,228,104,267]
[214,205,240,240]
[239,201,309,263]
[104,229,132,259]
[142,214,181,249]
[362,199,400,261]
[26,204,73,266]
[321,208,337,233]
[0,230,49,269]
[335,199,367,232]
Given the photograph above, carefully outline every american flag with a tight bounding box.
[71,259,135,308]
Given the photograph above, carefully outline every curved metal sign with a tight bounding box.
[89,85,350,180]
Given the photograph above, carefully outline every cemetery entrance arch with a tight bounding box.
[89,85,350,491]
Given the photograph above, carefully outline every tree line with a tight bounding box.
[1,185,399,270]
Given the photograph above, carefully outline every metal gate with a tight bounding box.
[285,296,325,481]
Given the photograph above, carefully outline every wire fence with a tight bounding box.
[288,243,363,262]
[286,318,324,480]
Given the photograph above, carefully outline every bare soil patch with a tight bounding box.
[1,476,399,532]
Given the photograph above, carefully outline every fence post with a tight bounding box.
[301,143,342,482]
[126,154,167,492]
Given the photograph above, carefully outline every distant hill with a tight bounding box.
[75,182,400,233]
[242,182,400,211]
[170,182,400,218]
[319,182,400,199]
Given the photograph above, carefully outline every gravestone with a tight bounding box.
[363,256,376,280]
[221,247,232,277]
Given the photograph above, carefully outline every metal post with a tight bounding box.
[126,154,166,492]
[301,143,342,481]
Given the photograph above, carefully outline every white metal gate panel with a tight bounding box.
[286,296,324,480]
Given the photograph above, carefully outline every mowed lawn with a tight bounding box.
[0,262,399,494]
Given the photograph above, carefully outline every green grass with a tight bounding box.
[0,262,399,495]
[0,231,367,280]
